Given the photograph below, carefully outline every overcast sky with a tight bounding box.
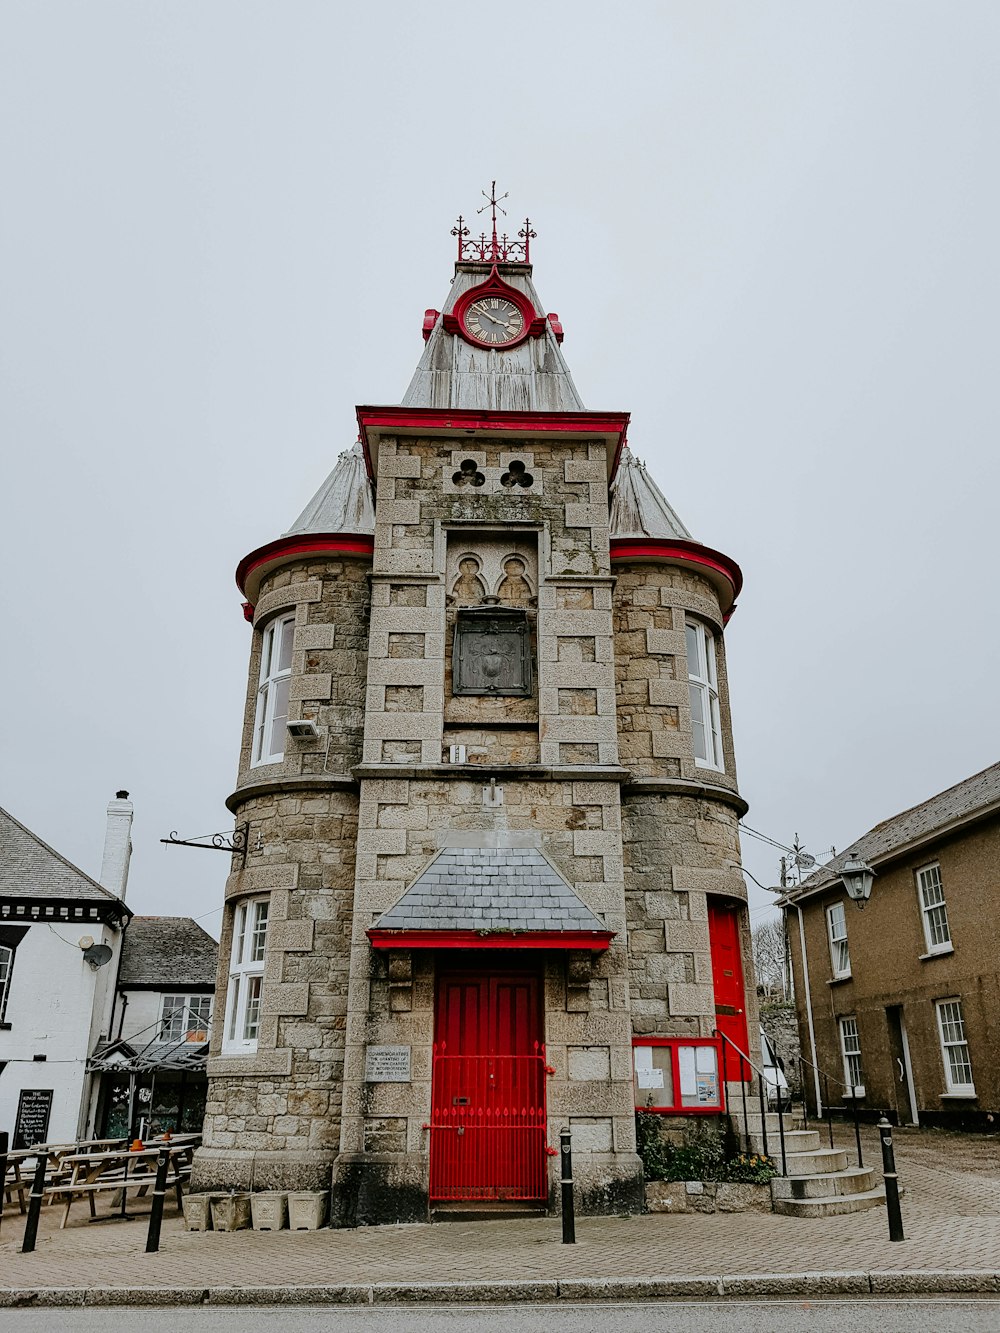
[2,2,997,939]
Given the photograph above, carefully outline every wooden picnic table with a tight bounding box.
[47,1143,195,1228]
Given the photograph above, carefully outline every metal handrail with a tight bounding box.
[713,1029,788,1177]
[797,1051,864,1168]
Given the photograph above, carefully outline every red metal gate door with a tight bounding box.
[708,898,752,1078]
[429,969,547,1202]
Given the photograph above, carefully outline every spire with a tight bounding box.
[284,441,375,538]
[402,189,582,412]
[609,449,693,541]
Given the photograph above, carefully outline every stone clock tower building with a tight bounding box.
[193,201,754,1224]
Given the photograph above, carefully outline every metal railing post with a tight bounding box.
[776,1097,788,1176]
[800,1057,809,1127]
[145,1150,170,1253]
[756,1067,770,1161]
[824,1074,834,1148]
[739,1055,749,1152]
[851,1084,863,1168]
[560,1127,575,1244]
[20,1152,47,1254]
[878,1115,904,1242]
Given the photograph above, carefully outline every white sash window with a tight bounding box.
[686,621,724,771]
[252,616,295,765]
[223,898,269,1054]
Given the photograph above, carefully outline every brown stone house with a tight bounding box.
[779,762,1000,1130]
[192,212,759,1222]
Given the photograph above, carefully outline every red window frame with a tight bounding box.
[632,1036,726,1115]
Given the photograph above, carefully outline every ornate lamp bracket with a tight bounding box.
[160,821,251,868]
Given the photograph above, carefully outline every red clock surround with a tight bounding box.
[443,265,545,350]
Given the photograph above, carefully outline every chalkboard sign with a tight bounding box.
[13,1088,53,1150]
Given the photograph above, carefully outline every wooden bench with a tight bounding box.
[48,1145,194,1228]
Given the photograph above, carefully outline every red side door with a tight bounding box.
[707,898,752,1079]
[430,965,547,1202]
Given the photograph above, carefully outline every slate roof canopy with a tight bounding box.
[369,845,612,944]
[609,449,693,541]
[285,441,375,539]
[778,761,1000,904]
[0,806,127,911]
[118,916,219,989]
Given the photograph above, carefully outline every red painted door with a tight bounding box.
[430,966,547,1202]
[707,899,752,1080]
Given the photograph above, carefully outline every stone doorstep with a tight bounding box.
[771,1165,880,1200]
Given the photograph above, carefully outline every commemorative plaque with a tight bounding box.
[365,1045,412,1083]
[453,607,531,696]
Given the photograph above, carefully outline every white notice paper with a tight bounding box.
[636,1068,664,1089]
[678,1046,697,1097]
[695,1046,717,1074]
[633,1045,654,1072]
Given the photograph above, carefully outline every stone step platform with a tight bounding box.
[771,1184,887,1218]
[771,1165,880,1200]
[747,1129,821,1156]
[780,1147,850,1175]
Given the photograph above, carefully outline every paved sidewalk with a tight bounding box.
[1,1126,997,1304]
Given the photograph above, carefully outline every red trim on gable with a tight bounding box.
[236,532,374,598]
[356,406,630,482]
[609,537,744,607]
[367,928,614,952]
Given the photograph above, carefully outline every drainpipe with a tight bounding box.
[795,903,823,1117]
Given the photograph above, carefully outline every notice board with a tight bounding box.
[13,1088,54,1150]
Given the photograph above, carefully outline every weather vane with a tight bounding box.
[451,184,535,265]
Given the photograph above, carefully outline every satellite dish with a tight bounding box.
[83,943,113,969]
[77,935,95,950]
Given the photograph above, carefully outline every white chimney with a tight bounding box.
[99,790,133,900]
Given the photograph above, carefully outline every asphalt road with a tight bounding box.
[2,1300,999,1333]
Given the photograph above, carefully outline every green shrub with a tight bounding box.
[720,1152,777,1184]
[636,1113,777,1184]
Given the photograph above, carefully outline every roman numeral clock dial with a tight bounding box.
[463,297,524,346]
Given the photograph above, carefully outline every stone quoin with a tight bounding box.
[191,193,756,1224]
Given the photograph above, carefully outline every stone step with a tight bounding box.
[771,1166,880,1200]
[747,1129,821,1156]
[771,1185,887,1218]
[781,1147,850,1175]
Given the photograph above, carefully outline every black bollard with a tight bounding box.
[145,1151,171,1253]
[560,1127,575,1244]
[20,1152,48,1253]
[0,1132,8,1234]
[877,1114,905,1242]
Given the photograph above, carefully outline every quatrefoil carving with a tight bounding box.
[452,458,486,488]
[500,459,534,489]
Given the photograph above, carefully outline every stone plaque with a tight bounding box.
[365,1044,412,1083]
[453,608,531,696]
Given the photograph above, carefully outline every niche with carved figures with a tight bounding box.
[443,534,539,744]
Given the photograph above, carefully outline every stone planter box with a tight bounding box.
[182,1193,219,1231]
[251,1191,288,1231]
[288,1189,328,1231]
[211,1192,252,1232]
[644,1180,772,1214]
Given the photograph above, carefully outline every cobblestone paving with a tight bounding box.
[1,1126,997,1291]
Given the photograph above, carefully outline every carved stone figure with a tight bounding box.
[497,556,532,604]
[451,556,486,605]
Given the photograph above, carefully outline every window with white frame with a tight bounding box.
[223,898,269,1054]
[916,863,952,953]
[160,994,213,1043]
[936,998,975,1094]
[252,616,295,765]
[0,944,12,1023]
[827,901,851,978]
[838,1015,864,1094]
[686,621,724,771]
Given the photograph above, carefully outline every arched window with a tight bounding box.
[0,944,13,1023]
[252,615,295,765]
[686,620,723,771]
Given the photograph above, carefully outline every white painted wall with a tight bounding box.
[0,921,120,1145]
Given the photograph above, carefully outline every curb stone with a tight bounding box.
[1,1272,1000,1306]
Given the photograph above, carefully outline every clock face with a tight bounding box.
[463,296,525,346]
